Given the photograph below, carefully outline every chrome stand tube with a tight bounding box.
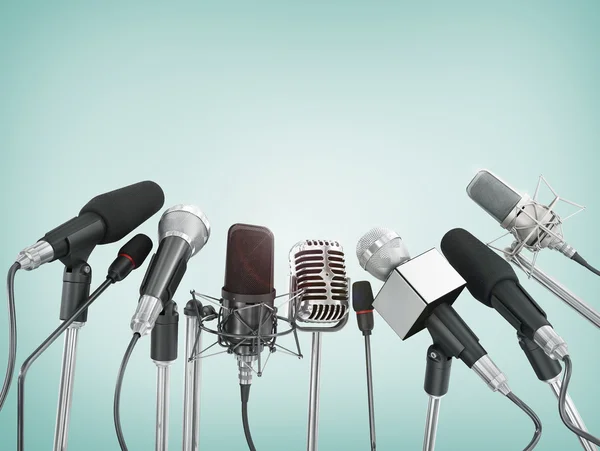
[423,396,442,451]
[156,362,172,451]
[548,378,596,451]
[307,332,322,451]
[512,253,600,328]
[182,316,202,451]
[364,335,376,451]
[53,322,83,451]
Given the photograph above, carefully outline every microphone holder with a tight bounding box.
[422,345,452,451]
[151,300,179,451]
[54,258,93,451]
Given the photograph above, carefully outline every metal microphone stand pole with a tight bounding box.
[422,345,452,451]
[307,331,322,451]
[518,334,596,451]
[53,260,92,451]
[363,334,376,451]
[152,301,179,451]
[182,299,203,451]
[510,251,600,329]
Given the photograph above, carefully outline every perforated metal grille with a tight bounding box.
[467,171,521,223]
[290,240,349,323]
[356,227,410,281]
[158,205,210,256]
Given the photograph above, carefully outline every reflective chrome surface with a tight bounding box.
[155,361,173,451]
[423,396,442,451]
[131,295,164,336]
[533,325,569,361]
[159,205,210,256]
[307,332,322,451]
[355,228,410,281]
[53,323,83,451]
[182,316,202,451]
[471,355,511,396]
[364,335,376,451]
[16,241,54,271]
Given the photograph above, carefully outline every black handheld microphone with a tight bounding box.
[440,228,569,361]
[16,181,164,270]
[130,205,211,337]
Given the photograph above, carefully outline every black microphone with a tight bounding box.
[130,205,210,337]
[16,181,164,270]
[440,228,569,361]
[353,281,375,336]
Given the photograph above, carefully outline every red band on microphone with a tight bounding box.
[356,309,374,315]
[119,253,136,268]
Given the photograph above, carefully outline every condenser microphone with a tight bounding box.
[289,239,349,330]
[220,223,276,384]
[16,181,165,270]
[467,170,574,256]
[130,205,210,336]
[441,228,569,361]
[356,228,510,395]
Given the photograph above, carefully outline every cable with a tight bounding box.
[114,333,140,451]
[572,253,600,278]
[241,384,257,451]
[506,392,542,451]
[558,357,600,446]
[17,278,113,451]
[0,263,20,412]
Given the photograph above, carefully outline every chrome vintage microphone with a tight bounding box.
[289,239,349,451]
[466,170,600,329]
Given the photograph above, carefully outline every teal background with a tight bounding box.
[0,1,598,450]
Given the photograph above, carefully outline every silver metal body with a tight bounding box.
[307,332,322,451]
[356,228,410,281]
[547,377,596,451]
[364,335,376,451]
[471,355,511,396]
[131,295,164,336]
[512,253,600,328]
[53,322,83,451]
[155,361,173,451]
[533,325,569,361]
[16,240,54,271]
[182,316,202,451]
[422,396,442,451]
[372,249,466,340]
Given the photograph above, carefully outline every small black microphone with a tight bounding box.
[353,281,375,336]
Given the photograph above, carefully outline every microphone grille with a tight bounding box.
[356,227,410,281]
[467,170,522,224]
[289,240,349,323]
[159,205,210,256]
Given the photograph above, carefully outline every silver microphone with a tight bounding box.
[130,205,210,336]
[467,169,575,257]
[289,239,350,329]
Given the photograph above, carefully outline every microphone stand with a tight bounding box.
[363,334,376,451]
[53,259,92,451]
[307,332,322,451]
[509,248,600,329]
[422,345,452,451]
[151,300,179,451]
[182,299,203,451]
[518,335,596,451]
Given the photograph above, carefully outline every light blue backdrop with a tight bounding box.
[0,1,598,450]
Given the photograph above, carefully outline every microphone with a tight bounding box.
[289,239,350,330]
[356,228,510,395]
[353,281,375,336]
[16,181,164,270]
[130,205,210,337]
[440,228,569,361]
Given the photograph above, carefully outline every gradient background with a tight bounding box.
[0,1,599,450]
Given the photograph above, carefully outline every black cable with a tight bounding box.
[572,253,600,277]
[0,263,20,412]
[506,392,543,451]
[558,357,600,446]
[241,384,257,451]
[114,333,140,451]
[17,277,114,451]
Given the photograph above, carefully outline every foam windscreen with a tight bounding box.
[440,228,519,306]
[352,281,374,312]
[80,181,165,244]
[119,234,153,267]
[223,224,274,295]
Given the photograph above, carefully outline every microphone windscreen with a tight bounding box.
[440,228,519,307]
[467,170,522,224]
[352,281,374,312]
[223,224,274,295]
[80,181,165,244]
[119,234,153,268]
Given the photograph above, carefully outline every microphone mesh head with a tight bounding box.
[158,205,210,256]
[356,227,410,281]
[467,170,522,224]
[289,240,349,323]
